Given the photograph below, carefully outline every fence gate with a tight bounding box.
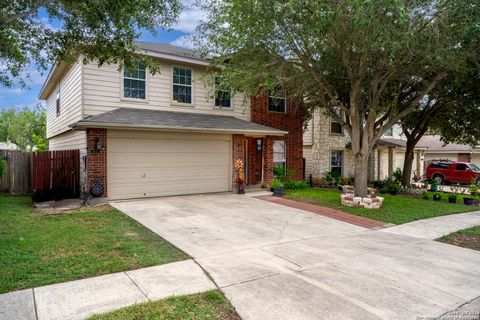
[0,150,31,195]
[32,150,80,202]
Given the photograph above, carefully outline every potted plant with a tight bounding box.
[271,178,284,196]
[448,194,457,204]
[463,184,478,205]
[234,159,245,194]
[448,184,461,204]
[430,179,439,192]
[433,192,442,201]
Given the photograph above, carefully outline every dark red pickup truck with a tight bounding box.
[426,160,480,186]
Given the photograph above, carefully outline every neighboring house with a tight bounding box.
[0,142,19,150]
[39,42,303,201]
[418,135,480,167]
[303,108,426,184]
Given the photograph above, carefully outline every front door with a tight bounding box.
[243,139,248,185]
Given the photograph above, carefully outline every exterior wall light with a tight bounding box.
[256,139,262,152]
[95,138,103,152]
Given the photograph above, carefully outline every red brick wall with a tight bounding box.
[251,91,304,181]
[232,134,245,190]
[86,128,107,197]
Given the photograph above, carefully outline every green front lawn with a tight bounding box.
[0,195,188,294]
[285,188,477,225]
[438,226,480,251]
[88,291,241,320]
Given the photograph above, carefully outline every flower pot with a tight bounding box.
[431,186,439,192]
[272,188,284,197]
[433,194,441,201]
[448,197,457,204]
[237,182,245,194]
[463,197,475,205]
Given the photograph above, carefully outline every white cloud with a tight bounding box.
[0,87,25,95]
[174,2,206,33]
[170,35,195,49]
[27,69,47,85]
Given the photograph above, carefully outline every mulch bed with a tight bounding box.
[439,234,480,251]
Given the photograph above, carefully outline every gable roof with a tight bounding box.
[70,108,287,136]
[135,41,209,63]
[418,135,480,153]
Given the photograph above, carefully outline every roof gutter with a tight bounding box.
[70,122,288,136]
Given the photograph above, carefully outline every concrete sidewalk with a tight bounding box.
[381,210,480,239]
[0,260,216,320]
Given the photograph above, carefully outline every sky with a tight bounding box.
[0,1,204,110]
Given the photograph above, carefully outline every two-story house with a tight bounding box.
[39,42,303,201]
[303,108,426,184]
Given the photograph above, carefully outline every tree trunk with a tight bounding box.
[354,154,370,197]
[401,141,416,187]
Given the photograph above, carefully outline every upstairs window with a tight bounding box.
[123,61,146,99]
[55,84,61,116]
[330,107,343,134]
[330,122,342,134]
[385,128,394,136]
[173,66,192,104]
[268,86,286,113]
[215,78,231,108]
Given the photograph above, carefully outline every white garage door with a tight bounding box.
[107,130,232,200]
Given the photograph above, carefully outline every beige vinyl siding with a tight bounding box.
[46,60,82,138]
[303,119,313,146]
[471,154,480,166]
[303,145,313,178]
[82,61,250,120]
[48,130,87,186]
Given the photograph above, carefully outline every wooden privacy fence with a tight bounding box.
[0,150,31,195]
[32,150,80,202]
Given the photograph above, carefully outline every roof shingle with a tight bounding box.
[71,108,287,135]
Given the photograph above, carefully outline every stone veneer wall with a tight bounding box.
[310,108,355,184]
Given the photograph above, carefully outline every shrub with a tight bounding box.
[0,158,4,177]
[393,168,402,183]
[324,171,341,186]
[273,166,286,177]
[271,178,284,189]
[284,180,309,190]
[379,179,400,195]
[469,184,479,196]
[372,180,385,189]
[346,175,355,185]
[422,191,429,200]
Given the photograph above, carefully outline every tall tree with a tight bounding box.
[401,61,480,187]
[196,0,479,196]
[0,105,48,151]
[0,0,181,87]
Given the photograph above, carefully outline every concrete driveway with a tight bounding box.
[112,193,480,320]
